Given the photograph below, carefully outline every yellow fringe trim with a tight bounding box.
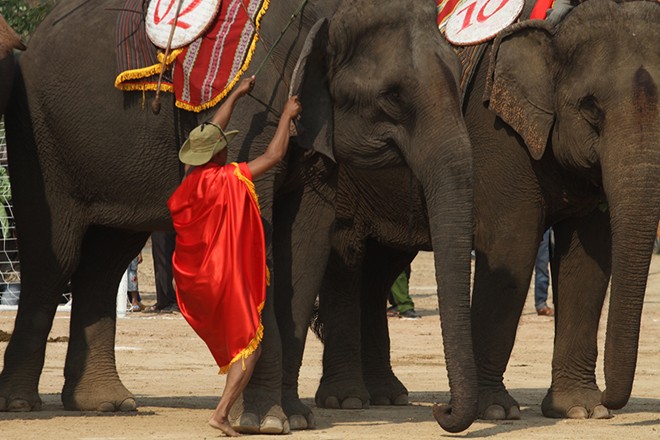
[174,0,270,112]
[233,163,272,297]
[218,301,265,374]
[232,161,270,287]
[114,48,184,91]
[115,49,183,92]
[232,162,260,212]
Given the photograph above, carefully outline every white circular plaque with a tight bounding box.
[445,0,524,46]
[146,0,222,49]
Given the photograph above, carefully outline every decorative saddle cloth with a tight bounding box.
[115,0,269,112]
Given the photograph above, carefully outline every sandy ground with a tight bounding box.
[0,248,658,440]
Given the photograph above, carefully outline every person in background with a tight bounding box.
[144,231,178,313]
[168,75,301,436]
[534,228,554,316]
[387,265,421,320]
[127,252,144,312]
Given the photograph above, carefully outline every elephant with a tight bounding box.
[0,0,477,434]
[313,0,659,428]
[468,0,659,420]
[0,15,24,116]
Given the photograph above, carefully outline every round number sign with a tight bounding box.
[146,0,222,49]
[445,0,524,46]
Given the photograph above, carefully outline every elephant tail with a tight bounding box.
[309,297,325,343]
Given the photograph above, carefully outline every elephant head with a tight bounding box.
[292,0,477,432]
[486,0,660,410]
[0,14,25,116]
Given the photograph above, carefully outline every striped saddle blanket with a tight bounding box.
[115,0,269,112]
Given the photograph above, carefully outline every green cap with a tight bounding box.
[178,122,239,166]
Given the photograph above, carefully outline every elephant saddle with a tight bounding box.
[115,0,269,112]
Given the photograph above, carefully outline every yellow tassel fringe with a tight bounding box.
[218,301,265,374]
[114,49,183,91]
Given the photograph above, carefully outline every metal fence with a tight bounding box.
[0,119,21,307]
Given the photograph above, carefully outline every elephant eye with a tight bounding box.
[378,87,407,120]
[381,87,402,105]
[579,95,604,131]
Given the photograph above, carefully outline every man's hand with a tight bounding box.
[235,75,256,97]
[283,96,302,120]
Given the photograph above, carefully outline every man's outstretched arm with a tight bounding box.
[247,96,302,179]
[210,76,256,131]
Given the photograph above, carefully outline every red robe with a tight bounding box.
[168,162,266,374]
[530,0,556,19]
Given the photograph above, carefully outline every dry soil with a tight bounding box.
[0,249,658,439]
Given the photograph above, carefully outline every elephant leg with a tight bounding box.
[273,153,336,430]
[315,228,370,410]
[360,242,415,406]
[228,294,290,434]
[227,172,289,435]
[62,226,148,411]
[472,207,542,420]
[542,210,612,419]
[0,211,81,412]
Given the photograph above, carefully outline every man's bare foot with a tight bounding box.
[209,417,241,437]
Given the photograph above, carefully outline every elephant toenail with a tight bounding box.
[341,397,365,409]
[370,396,391,406]
[507,406,521,419]
[306,412,315,429]
[282,419,291,434]
[8,399,32,412]
[288,414,308,430]
[97,402,116,412]
[591,405,613,419]
[260,415,284,434]
[324,396,340,409]
[118,398,137,411]
[482,405,507,420]
[235,412,260,434]
[566,406,588,419]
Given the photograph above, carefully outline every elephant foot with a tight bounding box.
[282,389,315,430]
[62,380,136,412]
[541,388,612,419]
[228,391,290,434]
[315,379,370,409]
[478,388,520,420]
[1,397,42,412]
[364,373,408,406]
[0,376,42,412]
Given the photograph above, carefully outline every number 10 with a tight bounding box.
[455,0,510,33]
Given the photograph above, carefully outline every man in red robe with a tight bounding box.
[168,75,301,437]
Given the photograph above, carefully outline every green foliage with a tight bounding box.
[0,0,55,40]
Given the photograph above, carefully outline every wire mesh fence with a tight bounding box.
[0,118,21,307]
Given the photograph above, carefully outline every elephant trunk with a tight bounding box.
[408,127,478,432]
[601,147,660,409]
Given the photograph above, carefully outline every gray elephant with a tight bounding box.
[469,0,659,420]
[277,0,478,433]
[315,0,660,427]
[0,15,24,116]
[0,0,477,434]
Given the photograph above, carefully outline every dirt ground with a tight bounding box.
[0,248,658,440]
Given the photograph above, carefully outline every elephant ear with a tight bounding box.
[485,21,555,160]
[289,18,334,162]
[0,15,26,57]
